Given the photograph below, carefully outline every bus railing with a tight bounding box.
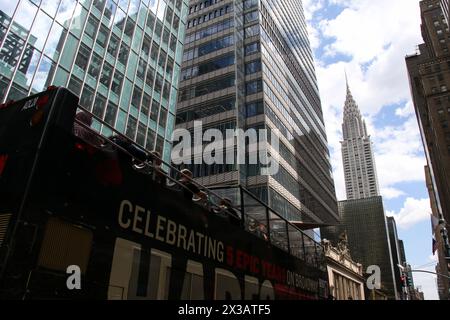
[73,104,326,271]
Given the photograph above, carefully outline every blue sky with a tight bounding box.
[303,0,439,299]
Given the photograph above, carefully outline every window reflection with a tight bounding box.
[80,84,95,109]
[113,8,126,34]
[93,93,107,118]
[19,48,41,88]
[149,0,158,14]
[85,15,100,39]
[75,43,91,71]
[107,33,120,58]
[100,62,113,88]
[56,0,77,25]
[0,75,9,99]
[157,0,166,21]
[93,0,106,14]
[13,0,37,32]
[0,31,27,76]
[43,22,64,62]
[118,0,129,11]
[105,102,118,125]
[154,20,162,38]
[118,43,130,66]
[2,0,20,17]
[68,75,83,96]
[31,55,54,92]
[88,53,102,80]
[29,10,53,51]
[71,4,88,38]
[96,24,110,48]
[146,12,155,30]
[129,0,140,18]
[0,12,12,44]
[41,0,61,17]
[7,81,28,101]
[104,0,117,27]
[111,70,124,95]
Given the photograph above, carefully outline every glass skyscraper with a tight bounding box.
[0,0,189,164]
[174,0,339,226]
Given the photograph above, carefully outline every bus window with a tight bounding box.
[37,217,93,274]
[0,213,12,247]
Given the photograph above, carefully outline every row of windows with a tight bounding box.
[264,80,332,179]
[244,0,259,10]
[261,43,328,146]
[270,189,304,224]
[180,53,235,81]
[272,131,337,208]
[244,10,259,24]
[187,4,233,29]
[189,0,224,14]
[71,70,171,137]
[259,11,322,121]
[245,59,262,75]
[245,24,260,38]
[176,96,235,124]
[184,18,234,44]
[246,100,264,118]
[246,79,263,95]
[245,41,261,56]
[73,41,171,102]
[265,106,335,192]
[179,74,235,101]
[271,165,332,224]
[182,34,234,62]
[75,79,168,143]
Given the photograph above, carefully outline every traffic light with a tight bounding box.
[400,275,406,287]
[407,275,413,287]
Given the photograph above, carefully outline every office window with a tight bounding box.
[245,60,261,74]
[244,11,259,24]
[75,44,91,71]
[246,79,263,94]
[245,42,260,55]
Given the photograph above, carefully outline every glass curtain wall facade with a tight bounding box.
[0,0,189,164]
[386,217,404,299]
[175,0,339,226]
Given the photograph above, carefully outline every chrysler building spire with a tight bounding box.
[341,77,380,200]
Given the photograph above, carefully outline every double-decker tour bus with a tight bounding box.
[0,87,329,300]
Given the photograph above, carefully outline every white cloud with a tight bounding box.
[373,117,427,193]
[395,101,415,118]
[387,198,431,230]
[381,187,406,200]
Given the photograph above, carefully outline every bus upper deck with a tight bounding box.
[0,87,328,300]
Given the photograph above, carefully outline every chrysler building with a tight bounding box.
[341,78,380,200]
